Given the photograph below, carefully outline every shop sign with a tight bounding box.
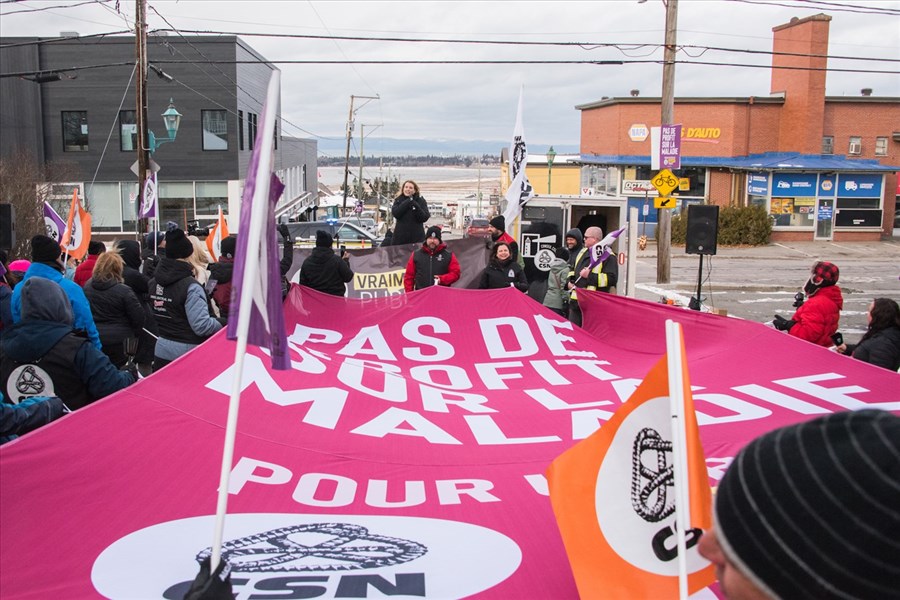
[772,173,817,195]
[623,180,656,194]
[837,174,882,198]
[748,172,769,196]
[818,175,836,197]
[628,124,649,142]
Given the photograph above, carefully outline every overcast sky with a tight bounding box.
[2,0,898,152]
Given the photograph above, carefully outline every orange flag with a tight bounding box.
[60,188,92,261]
[206,206,230,261]
[546,325,713,599]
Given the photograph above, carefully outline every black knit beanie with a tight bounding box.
[425,226,442,242]
[315,230,333,248]
[714,409,900,600]
[220,235,237,259]
[30,234,62,264]
[489,215,505,231]
[165,228,193,259]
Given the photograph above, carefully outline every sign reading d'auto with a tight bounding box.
[628,124,649,142]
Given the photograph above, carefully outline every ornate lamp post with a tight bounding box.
[546,146,557,194]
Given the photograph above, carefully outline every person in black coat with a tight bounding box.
[390,180,430,245]
[297,230,353,296]
[116,239,155,375]
[83,251,145,368]
[837,297,900,371]
[478,242,529,291]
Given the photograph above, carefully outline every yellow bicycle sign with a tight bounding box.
[651,169,678,196]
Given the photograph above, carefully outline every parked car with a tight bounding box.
[284,220,380,248]
[339,216,378,235]
[465,218,492,239]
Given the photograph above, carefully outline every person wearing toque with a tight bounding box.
[698,409,900,600]
[772,261,842,347]
[9,235,102,350]
[403,225,460,292]
[297,230,353,297]
[147,228,223,372]
[487,214,519,261]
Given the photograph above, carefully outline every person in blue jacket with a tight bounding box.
[10,235,102,350]
[1,277,134,411]
[0,391,67,444]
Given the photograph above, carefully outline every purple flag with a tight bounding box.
[43,201,67,243]
[589,226,627,267]
[226,84,289,371]
[140,172,158,219]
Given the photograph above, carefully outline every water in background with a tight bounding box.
[319,166,502,203]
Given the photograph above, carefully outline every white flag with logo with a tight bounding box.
[501,87,533,228]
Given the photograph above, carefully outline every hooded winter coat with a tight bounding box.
[789,285,843,347]
[478,257,528,291]
[83,277,144,367]
[1,278,133,410]
[11,261,102,350]
[847,325,900,371]
[542,256,571,311]
[116,240,156,365]
[297,247,354,296]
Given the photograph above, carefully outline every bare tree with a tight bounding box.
[0,149,80,259]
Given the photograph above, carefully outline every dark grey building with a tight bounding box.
[0,33,316,234]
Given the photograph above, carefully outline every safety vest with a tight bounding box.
[569,246,610,301]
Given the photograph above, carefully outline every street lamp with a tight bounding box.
[148,99,182,154]
[546,146,557,194]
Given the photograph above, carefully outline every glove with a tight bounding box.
[277,223,290,240]
[773,315,796,332]
[183,556,233,600]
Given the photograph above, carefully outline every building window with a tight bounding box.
[875,137,888,156]
[848,136,862,155]
[62,111,88,151]
[201,110,228,151]
[821,136,834,155]
[238,110,244,151]
[119,110,137,151]
[248,112,258,150]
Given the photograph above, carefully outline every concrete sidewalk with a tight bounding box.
[635,239,900,261]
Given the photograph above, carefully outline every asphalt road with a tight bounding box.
[629,240,900,344]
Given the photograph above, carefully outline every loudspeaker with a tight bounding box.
[685,204,719,255]
[0,204,15,250]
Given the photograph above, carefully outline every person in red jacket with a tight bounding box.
[74,241,106,287]
[773,261,843,346]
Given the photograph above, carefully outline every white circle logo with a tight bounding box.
[6,364,55,403]
[92,514,521,599]
[534,248,555,272]
[594,396,708,575]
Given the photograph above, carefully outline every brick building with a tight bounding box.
[576,13,899,241]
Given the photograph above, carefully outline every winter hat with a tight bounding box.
[20,276,73,325]
[30,234,62,264]
[165,220,179,232]
[554,246,570,262]
[315,230,333,248]
[8,259,31,272]
[489,215,506,231]
[87,240,106,256]
[425,226,442,242]
[813,261,839,286]
[220,235,237,259]
[144,231,165,249]
[714,409,900,600]
[165,228,193,259]
[565,228,583,245]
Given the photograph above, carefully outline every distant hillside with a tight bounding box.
[314,137,579,158]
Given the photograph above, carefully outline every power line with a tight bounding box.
[724,0,900,16]
[0,0,116,15]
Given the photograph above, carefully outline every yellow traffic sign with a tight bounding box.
[651,169,678,196]
[678,177,690,191]
[654,196,677,209]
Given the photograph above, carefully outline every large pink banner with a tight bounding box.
[1,286,896,599]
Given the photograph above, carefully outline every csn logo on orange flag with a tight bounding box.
[546,353,715,599]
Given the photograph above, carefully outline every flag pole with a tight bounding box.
[665,319,690,599]
[209,71,280,571]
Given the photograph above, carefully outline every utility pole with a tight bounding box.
[135,0,149,236]
[341,94,379,216]
[657,0,678,283]
[358,123,381,209]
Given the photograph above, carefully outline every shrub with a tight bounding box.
[667,204,771,246]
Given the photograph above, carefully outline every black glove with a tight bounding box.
[183,556,233,600]
[277,223,290,240]
[120,362,139,381]
[773,315,796,332]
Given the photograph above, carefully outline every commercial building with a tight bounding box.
[576,13,899,241]
[0,33,317,236]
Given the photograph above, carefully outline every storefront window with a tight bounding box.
[86,183,122,231]
[159,181,195,230]
[770,197,815,227]
[195,181,228,217]
[121,182,139,233]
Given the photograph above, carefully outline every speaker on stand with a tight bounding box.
[685,204,719,311]
[0,204,15,251]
